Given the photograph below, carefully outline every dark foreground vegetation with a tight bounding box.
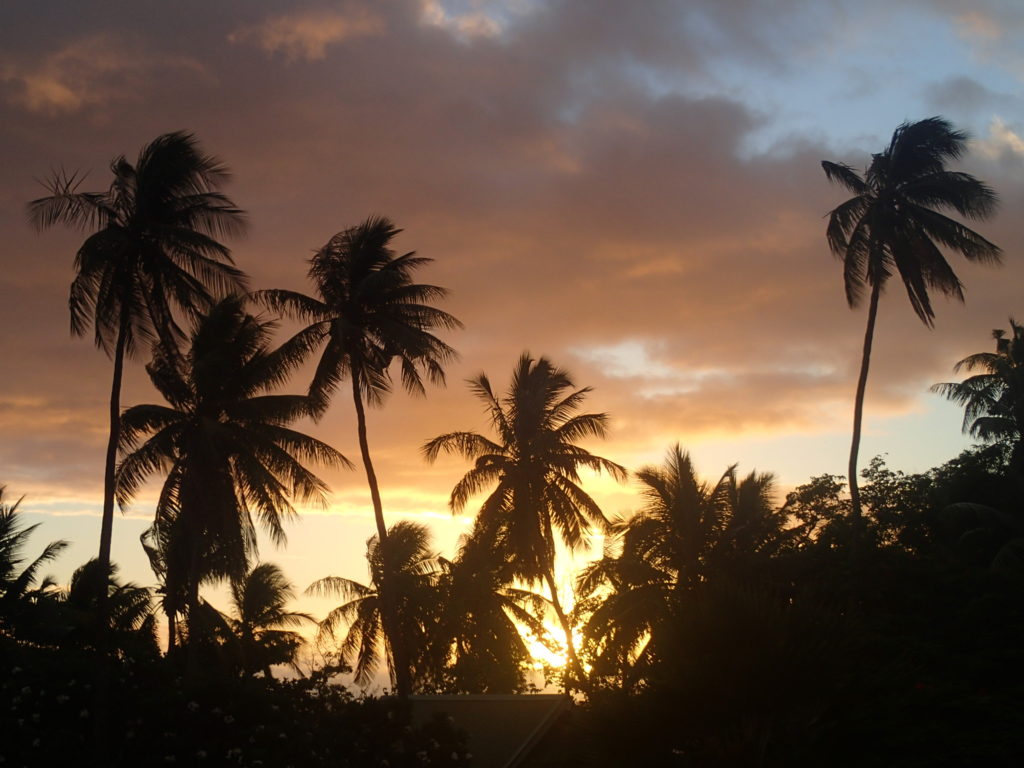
[5,118,1022,765]
[5,441,1024,766]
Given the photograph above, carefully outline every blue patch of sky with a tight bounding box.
[609,5,1023,158]
[430,0,543,35]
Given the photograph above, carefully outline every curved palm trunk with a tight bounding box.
[351,376,411,698]
[848,280,881,539]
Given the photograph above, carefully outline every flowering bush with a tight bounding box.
[1,637,467,767]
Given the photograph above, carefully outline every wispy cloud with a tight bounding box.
[0,34,206,114]
[229,7,385,61]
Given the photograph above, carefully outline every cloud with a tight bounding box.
[228,7,385,61]
[0,34,206,115]
[954,10,1003,41]
[973,117,1024,161]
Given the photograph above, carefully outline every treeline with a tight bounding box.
[4,118,1024,765]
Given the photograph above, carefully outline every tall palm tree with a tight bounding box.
[258,215,461,696]
[822,116,1000,524]
[423,353,626,689]
[307,520,443,691]
[28,131,248,593]
[224,562,313,678]
[932,319,1024,472]
[116,295,349,649]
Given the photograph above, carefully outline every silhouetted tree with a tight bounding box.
[60,559,159,659]
[259,216,460,697]
[424,353,626,689]
[307,521,443,691]
[223,562,313,678]
[933,318,1024,473]
[822,116,1000,525]
[0,487,67,637]
[577,446,781,690]
[28,132,248,604]
[116,295,348,657]
[432,532,550,693]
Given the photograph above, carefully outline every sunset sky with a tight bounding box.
[2,0,1024,627]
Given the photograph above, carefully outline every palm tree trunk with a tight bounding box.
[167,609,177,651]
[98,317,128,593]
[351,375,411,698]
[539,517,587,692]
[185,547,202,683]
[543,569,587,693]
[848,279,881,538]
[93,315,127,765]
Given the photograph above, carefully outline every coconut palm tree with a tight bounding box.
[258,215,461,696]
[932,319,1024,472]
[423,353,626,689]
[223,562,313,678]
[0,487,68,637]
[307,520,444,691]
[433,532,550,693]
[28,131,248,597]
[822,117,1001,526]
[61,559,159,659]
[116,295,349,650]
[576,447,780,690]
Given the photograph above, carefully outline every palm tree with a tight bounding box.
[116,295,349,651]
[576,446,728,688]
[423,353,626,689]
[224,562,313,678]
[28,131,248,598]
[258,215,461,696]
[822,116,1000,524]
[433,532,550,693]
[576,447,779,691]
[61,559,159,659]
[307,520,443,691]
[139,518,186,651]
[0,487,68,637]
[932,319,1024,472]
